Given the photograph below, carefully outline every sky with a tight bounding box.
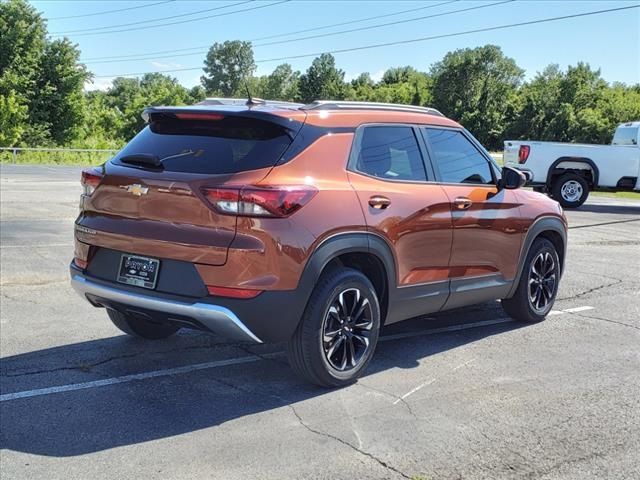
[31,0,640,91]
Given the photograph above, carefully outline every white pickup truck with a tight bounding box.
[504,122,640,207]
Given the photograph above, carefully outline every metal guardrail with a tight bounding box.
[0,147,120,163]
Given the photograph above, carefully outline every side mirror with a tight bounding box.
[499,166,527,190]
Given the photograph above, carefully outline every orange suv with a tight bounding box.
[71,100,567,387]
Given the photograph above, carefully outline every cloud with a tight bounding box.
[344,69,386,83]
[371,69,385,83]
[84,77,114,91]
[150,61,183,69]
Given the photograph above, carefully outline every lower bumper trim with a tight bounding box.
[70,275,262,343]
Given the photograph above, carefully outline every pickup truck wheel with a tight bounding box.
[502,238,560,323]
[107,309,179,339]
[287,267,381,388]
[552,173,589,208]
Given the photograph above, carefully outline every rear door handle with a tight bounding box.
[453,197,473,210]
[368,195,391,209]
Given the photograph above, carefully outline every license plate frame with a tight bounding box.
[117,254,160,290]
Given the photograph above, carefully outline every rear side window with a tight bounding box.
[354,126,427,181]
[113,116,293,174]
[422,128,494,185]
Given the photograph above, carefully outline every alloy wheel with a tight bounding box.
[322,288,374,372]
[528,251,557,312]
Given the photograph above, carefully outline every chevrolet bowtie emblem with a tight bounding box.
[123,184,149,196]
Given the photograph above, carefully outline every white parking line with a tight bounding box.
[563,306,595,313]
[0,355,267,402]
[0,318,518,403]
[393,378,437,404]
[549,306,594,315]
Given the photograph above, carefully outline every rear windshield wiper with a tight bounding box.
[120,150,196,169]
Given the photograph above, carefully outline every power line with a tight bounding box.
[82,0,505,66]
[47,0,174,21]
[52,0,289,37]
[80,0,459,62]
[88,0,510,66]
[255,0,514,48]
[93,4,639,79]
[52,1,254,35]
[250,0,459,42]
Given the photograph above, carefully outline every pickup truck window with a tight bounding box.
[612,126,638,145]
[422,128,494,185]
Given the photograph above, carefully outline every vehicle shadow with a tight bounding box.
[575,202,640,216]
[1,307,523,457]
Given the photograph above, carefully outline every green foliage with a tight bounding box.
[431,45,524,150]
[297,54,347,103]
[1,5,638,160]
[0,91,27,145]
[201,40,256,96]
[258,63,300,101]
[0,0,89,147]
[30,39,92,144]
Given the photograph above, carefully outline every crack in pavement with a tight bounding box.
[203,374,412,478]
[1,342,249,378]
[288,404,411,479]
[557,279,623,301]
[566,311,639,331]
[356,382,419,419]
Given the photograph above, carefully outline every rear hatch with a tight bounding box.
[77,107,304,265]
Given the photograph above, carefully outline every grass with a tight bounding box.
[589,190,640,200]
[0,149,116,166]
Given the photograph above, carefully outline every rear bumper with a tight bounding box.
[70,261,310,343]
[71,272,262,343]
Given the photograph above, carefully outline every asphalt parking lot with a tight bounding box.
[1,164,639,480]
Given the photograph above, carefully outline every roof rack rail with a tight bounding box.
[301,100,443,117]
[196,97,304,109]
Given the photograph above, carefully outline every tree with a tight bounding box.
[261,63,299,101]
[106,73,193,140]
[297,54,347,103]
[381,66,417,85]
[29,38,91,144]
[1,0,90,146]
[0,0,46,146]
[201,40,256,96]
[431,45,524,149]
[0,91,27,146]
[506,64,564,141]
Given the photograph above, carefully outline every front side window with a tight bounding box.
[423,128,494,185]
[354,126,427,181]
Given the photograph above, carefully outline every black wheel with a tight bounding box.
[551,173,589,208]
[107,309,179,339]
[287,267,381,387]
[502,238,560,323]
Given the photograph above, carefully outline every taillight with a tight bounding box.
[201,186,318,218]
[81,168,103,196]
[518,145,530,164]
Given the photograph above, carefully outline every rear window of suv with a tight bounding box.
[113,115,293,174]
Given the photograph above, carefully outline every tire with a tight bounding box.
[502,238,560,323]
[107,309,179,339]
[551,173,589,208]
[287,267,381,387]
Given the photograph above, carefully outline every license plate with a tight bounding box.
[117,254,160,290]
